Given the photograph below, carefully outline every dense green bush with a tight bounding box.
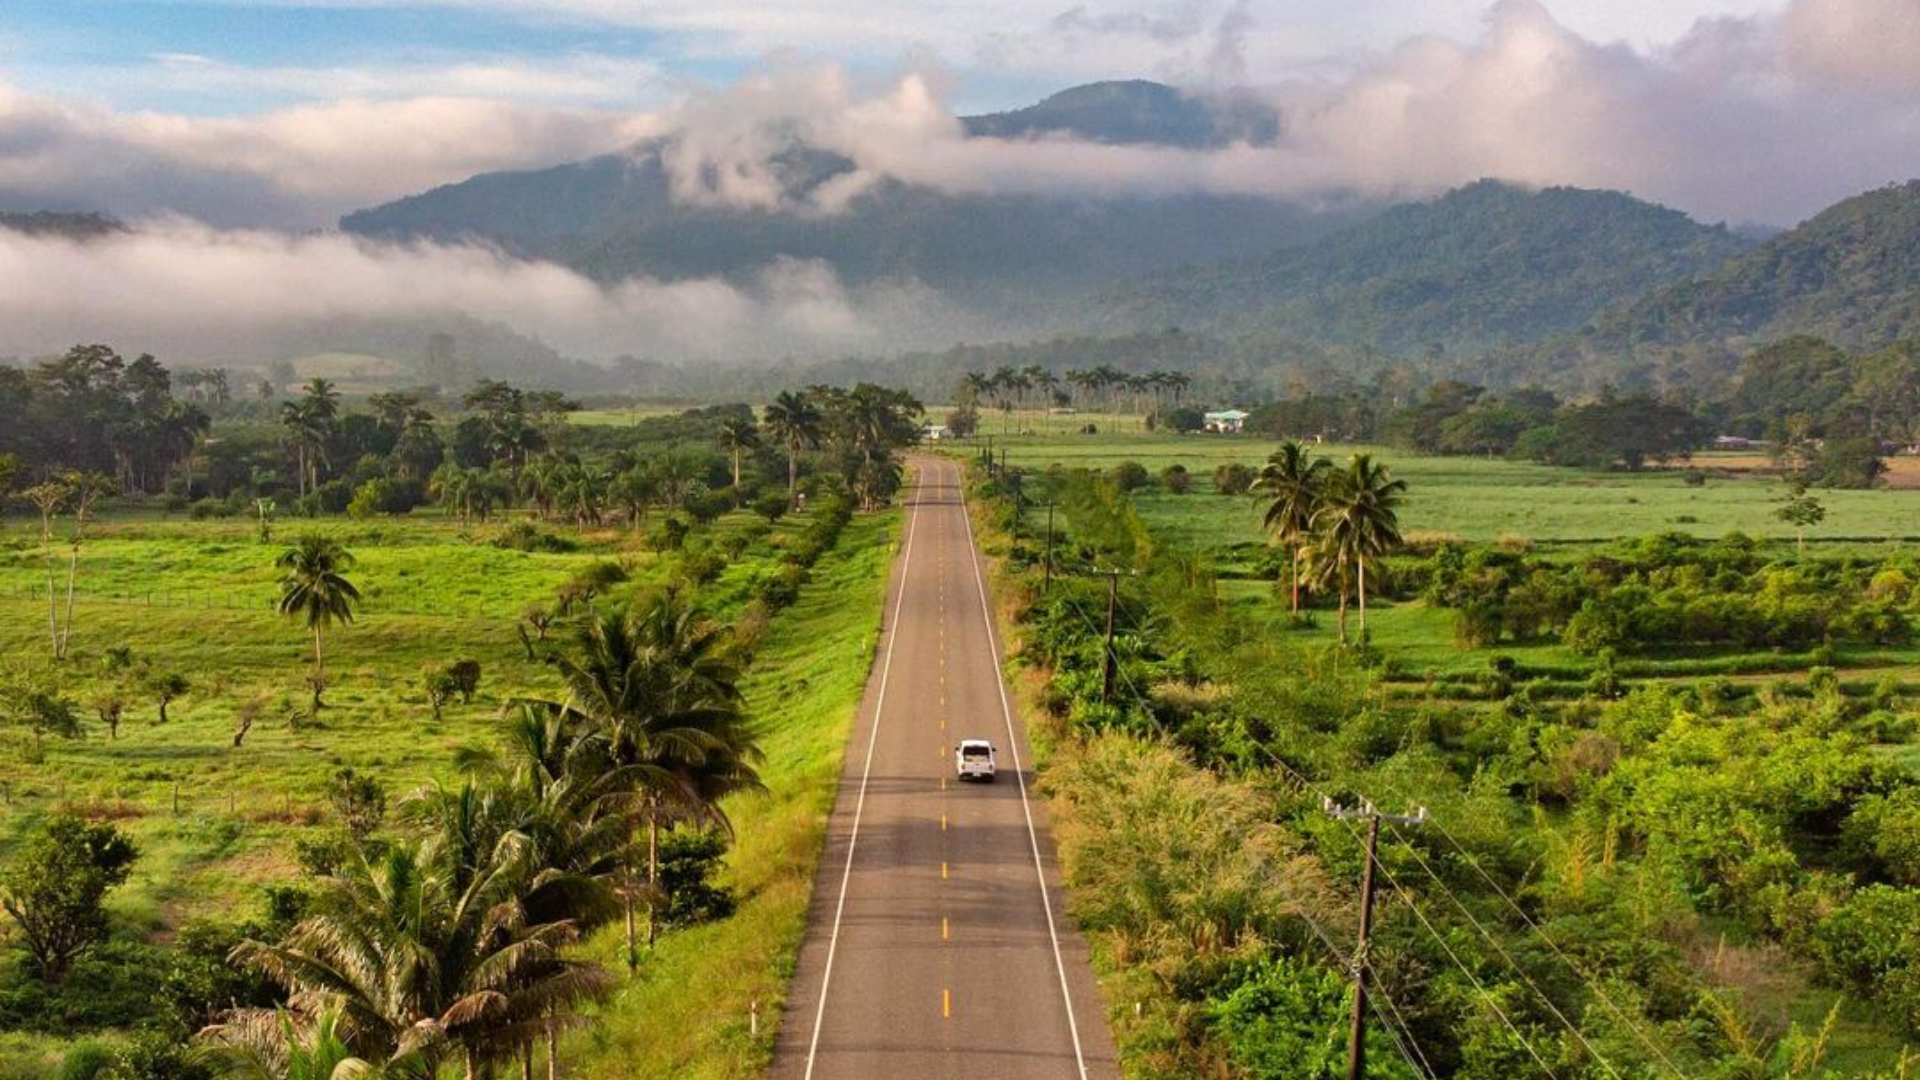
[1209,957,1418,1080]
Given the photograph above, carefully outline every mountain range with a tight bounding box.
[340,81,1346,312]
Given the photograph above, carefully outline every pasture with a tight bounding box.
[0,496,895,1076]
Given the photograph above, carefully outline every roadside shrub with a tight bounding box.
[55,1042,113,1080]
[488,521,577,553]
[1111,461,1151,493]
[656,829,737,928]
[1814,885,1920,1033]
[1209,956,1418,1080]
[649,515,690,552]
[1213,462,1256,495]
[677,550,726,587]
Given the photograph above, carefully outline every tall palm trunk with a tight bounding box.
[646,809,661,949]
[1357,558,1369,637]
[59,544,80,659]
[1336,556,1351,644]
[731,448,742,489]
[786,446,800,509]
[546,1006,560,1080]
[1289,545,1302,614]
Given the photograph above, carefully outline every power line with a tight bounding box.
[1381,820,1623,1080]
[1370,853,1566,1080]
[1371,780,1690,1080]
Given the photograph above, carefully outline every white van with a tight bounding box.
[955,739,998,782]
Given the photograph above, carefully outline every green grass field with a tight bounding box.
[957,426,1920,547]
[0,493,895,1075]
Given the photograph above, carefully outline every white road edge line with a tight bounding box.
[952,457,1093,1080]
[802,466,925,1080]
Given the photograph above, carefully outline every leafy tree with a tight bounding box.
[275,537,361,710]
[1774,483,1827,556]
[1111,461,1151,493]
[1256,441,1332,615]
[146,670,189,723]
[1213,462,1256,495]
[752,490,790,524]
[1210,956,1419,1080]
[1,815,138,982]
[1810,436,1887,489]
[92,689,127,740]
[326,767,386,842]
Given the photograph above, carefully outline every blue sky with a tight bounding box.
[1,0,1791,115]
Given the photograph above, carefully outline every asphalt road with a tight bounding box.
[769,456,1120,1080]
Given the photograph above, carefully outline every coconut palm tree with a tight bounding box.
[1256,442,1332,615]
[201,1003,432,1080]
[762,391,822,510]
[714,415,759,490]
[233,827,612,1080]
[544,595,762,964]
[1312,454,1407,643]
[276,537,360,707]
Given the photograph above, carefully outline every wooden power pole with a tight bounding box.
[1323,797,1427,1080]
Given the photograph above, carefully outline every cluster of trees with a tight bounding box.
[1241,336,1920,485]
[0,346,210,497]
[980,458,1920,1077]
[1252,444,1407,642]
[1417,532,1917,654]
[957,364,1193,422]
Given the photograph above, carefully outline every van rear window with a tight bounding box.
[961,746,991,758]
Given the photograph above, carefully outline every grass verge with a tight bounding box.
[561,506,898,1078]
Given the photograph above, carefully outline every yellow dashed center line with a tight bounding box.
[941,916,950,942]
[941,861,949,880]
[942,988,952,1019]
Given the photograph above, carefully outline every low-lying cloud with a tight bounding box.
[0,222,987,365]
[0,83,653,227]
[644,0,1920,227]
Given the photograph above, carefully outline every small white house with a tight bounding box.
[1204,409,1250,434]
[922,424,954,441]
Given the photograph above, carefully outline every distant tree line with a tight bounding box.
[1241,336,1919,486]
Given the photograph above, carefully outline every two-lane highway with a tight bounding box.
[770,456,1118,1079]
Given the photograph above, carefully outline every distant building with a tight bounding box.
[1204,409,1250,434]
[1711,435,1761,451]
[922,424,954,441]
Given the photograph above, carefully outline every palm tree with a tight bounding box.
[233,829,611,1079]
[201,1003,431,1080]
[276,537,360,708]
[1312,454,1407,643]
[1256,442,1332,615]
[714,415,759,489]
[762,391,822,510]
[545,595,761,963]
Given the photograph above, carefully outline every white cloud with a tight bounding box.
[0,222,904,363]
[625,0,1920,225]
[0,79,653,227]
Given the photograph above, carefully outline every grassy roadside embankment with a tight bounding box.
[562,506,899,1078]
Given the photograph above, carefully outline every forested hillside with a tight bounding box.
[1580,180,1920,353]
[339,81,1358,305]
[1096,181,1752,354]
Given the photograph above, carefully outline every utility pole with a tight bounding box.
[1044,500,1056,592]
[1102,569,1119,704]
[1323,797,1427,1080]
